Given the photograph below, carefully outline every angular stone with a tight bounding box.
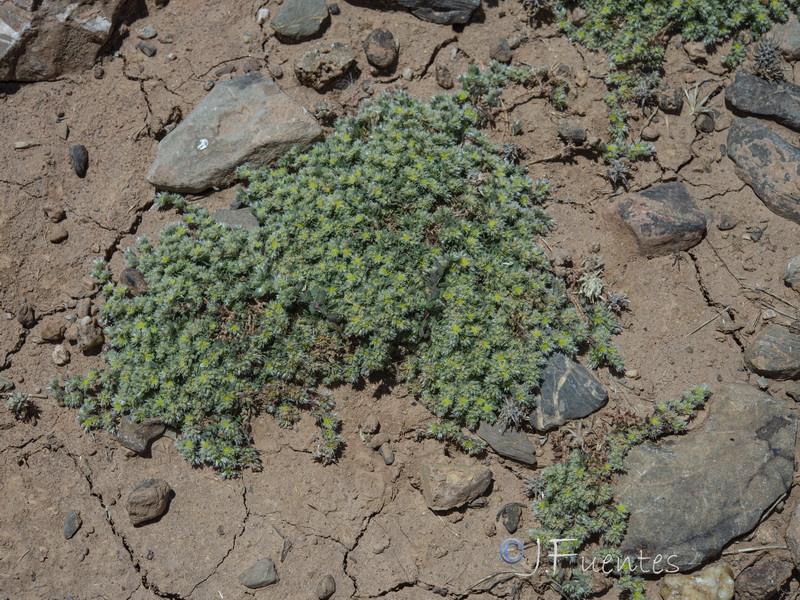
[604,181,706,257]
[488,36,511,64]
[147,73,322,193]
[363,28,398,70]
[531,353,607,431]
[0,0,131,82]
[735,561,793,600]
[16,301,34,328]
[418,463,492,511]
[727,118,800,224]
[381,0,481,25]
[76,316,103,352]
[773,14,800,61]
[557,120,587,145]
[316,574,336,600]
[661,562,735,600]
[126,478,172,526]
[63,510,82,539]
[787,504,800,566]
[785,254,800,292]
[270,0,328,42]
[213,208,259,232]
[69,144,88,178]
[725,71,800,131]
[476,421,536,465]
[120,267,147,296]
[744,324,800,380]
[435,63,454,89]
[238,557,278,589]
[39,317,65,342]
[114,417,166,454]
[294,42,355,91]
[615,384,797,571]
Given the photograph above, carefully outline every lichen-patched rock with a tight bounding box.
[725,71,800,131]
[615,383,796,571]
[727,118,800,224]
[146,73,322,193]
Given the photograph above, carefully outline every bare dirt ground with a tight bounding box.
[1,1,799,599]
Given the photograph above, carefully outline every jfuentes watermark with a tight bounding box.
[499,538,680,575]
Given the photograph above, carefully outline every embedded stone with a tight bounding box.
[76,316,104,352]
[316,574,336,599]
[16,300,35,328]
[435,63,454,89]
[147,73,322,193]
[785,254,800,292]
[725,71,800,131]
[727,118,800,224]
[114,417,166,454]
[661,562,735,600]
[239,557,278,589]
[615,384,796,571]
[363,28,398,70]
[787,504,800,565]
[39,317,65,342]
[294,42,355,91]
[270,0,328,42]
[744,324,800,380]
[604,181,706,257]
[126,478,172,525]
[773,14,800,61]
[63,510,82,539]
[488,36,511,64]
[213,208,260,232]
[378,0,480,25]
[531,353,607,431]
[0,374,14,392]
[69,144,88,178]
[476,421,537,465]
[735,561,793,600]
[120,267,148,296]
[418,463,492,511]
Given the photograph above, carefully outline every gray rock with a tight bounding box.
[137,26,157,40]
[378,443,394,465]
[69,145,88,178]
[270,0,328,41]
[744,324,800,380]
[658,87,684,113]
[213,208,260,232]
[316,574,336,600]
[531,353,607,431]
[380,0,480,25]
[725,71,800,130]
[488,36,512,64]
[787,504,800,565]
[435,63,454,89]
[773,14,800,61]
[0,375,14,392]
[126,478,172,526]
[0,0,131,81]
[785,254,800,292]
[120,267,147,296]
[16,301,35,328]
[136,41,156,57]
[114,417,166,453]
[294,42,355,91]
[476,421,537,465]
[63,510,82,539]
[76,316,103,353]
[147,73,322,193]
[496,502,522,534]
[615,383,797,571]
[39,318,65,342]
[239,557,278,589]
[604,181,706,257]
[727,118,800,224]
[418,463,492,511]
[557,120,587,145]
[363,28,398,70]
[735,561,793,600]
[718,214,738,230]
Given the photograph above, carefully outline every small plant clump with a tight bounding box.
[528,385,711,600]
[54,65,623,477]
[542,0,798,183]
[6,391,36,421]
[750,36,785,81]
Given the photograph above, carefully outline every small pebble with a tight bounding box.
[378,443,394,465]
[58,123,69,140]
[256,7,270,24]
[159,33,174,44]
[269,65,283,79]
[43,205,66,223]
[69,145,88,177]
[49,226,69,244]
[203,80,215,91]
[93,67,104,79]
[53,344,71,366]
[328,2,340,15]
[316,574,336,600]
[137,26,157,40]
[718,215,738,230]
[402,67,412,80]
[641,126,659,141]
[757,376,770,390]
[136,42,157,57]
[63,511,82,539]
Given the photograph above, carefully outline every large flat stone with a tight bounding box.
[270,0,328,42]
[147,73,322,193]
[727,118,800,224]
[476,421,537,465]
[385,0,481,25]
[615,384,796,572]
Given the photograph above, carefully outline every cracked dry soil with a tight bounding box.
[2,1,800,599]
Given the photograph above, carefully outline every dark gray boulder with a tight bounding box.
[270,0,329,42]
[725,71,800,130]
[615,383,796,572]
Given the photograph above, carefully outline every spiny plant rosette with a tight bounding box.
[54,67,622,477]
[541,0,798,182]
[527,385,711,600]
